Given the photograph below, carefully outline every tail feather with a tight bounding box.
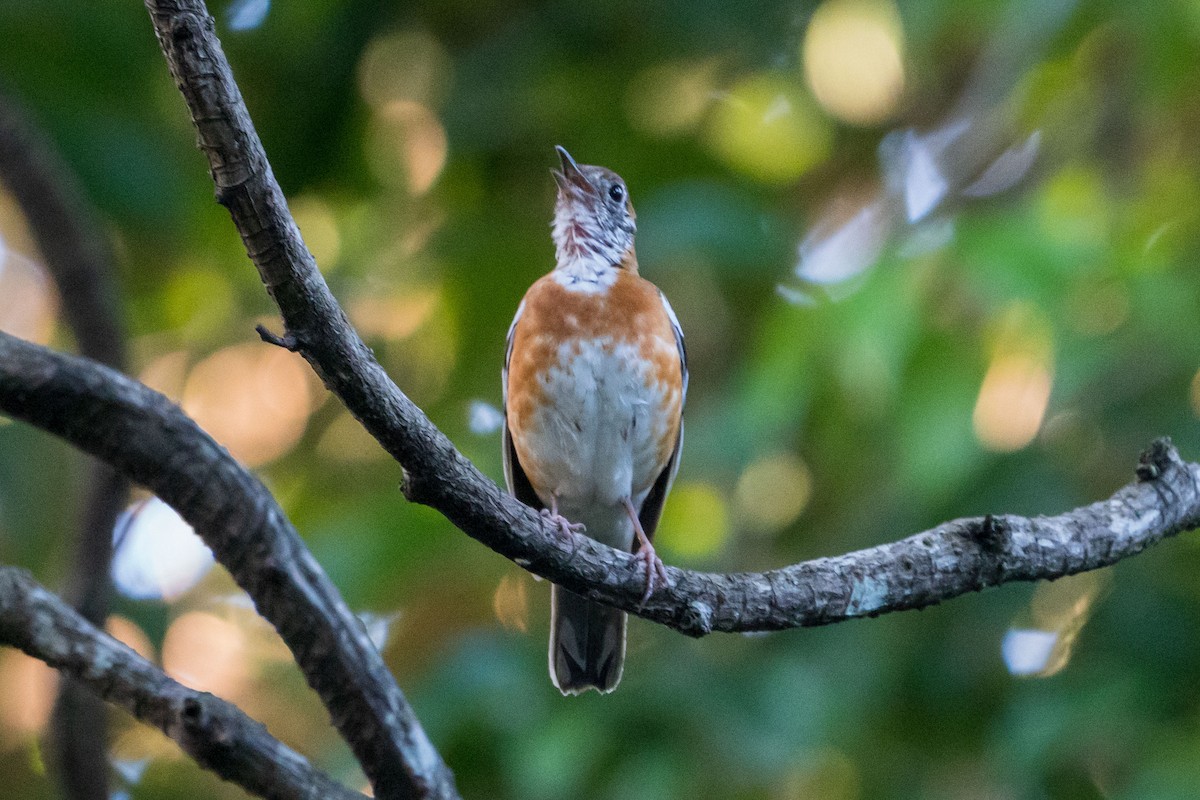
[549,585,626,695]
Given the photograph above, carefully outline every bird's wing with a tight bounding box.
[502,298,545,510]
[660,289,688,404]
[637,290,687,542]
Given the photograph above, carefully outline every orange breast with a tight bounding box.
[506,270,683,492]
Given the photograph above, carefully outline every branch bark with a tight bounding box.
[5,324,1200,643]
[137,0,1200,639]
[0,565,365,800]
[0,332,457,800]
[0,86,130,800]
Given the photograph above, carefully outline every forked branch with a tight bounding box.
[0,566,365,800]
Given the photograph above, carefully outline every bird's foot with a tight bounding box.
[540,507,585,538]
[633,535,670,606]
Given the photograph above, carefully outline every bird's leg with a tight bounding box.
[621,498,669,605]
[540,494,585,538]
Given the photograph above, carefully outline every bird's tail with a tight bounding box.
[549,584,626,694]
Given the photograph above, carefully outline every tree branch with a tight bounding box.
[0,565,365,800]
[0,332,458,800]
[0,86,130,800]
[5,324,1200,644]
[137,0,1200,639]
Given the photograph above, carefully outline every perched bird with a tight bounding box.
[503,147,687,695]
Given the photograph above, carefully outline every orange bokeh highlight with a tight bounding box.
[182,342,315,467]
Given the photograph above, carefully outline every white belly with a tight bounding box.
[521,336,672,545]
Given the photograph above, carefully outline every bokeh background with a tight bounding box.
[2,0,1200,797]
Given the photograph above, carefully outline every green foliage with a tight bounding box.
[1,0,1199,797]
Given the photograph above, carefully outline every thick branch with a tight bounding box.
[0,566,364,800]
[5,329,1200,646]
[0,86,130,800]
[139,0,1200,640]
[0,333,457,800]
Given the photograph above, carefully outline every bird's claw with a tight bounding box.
[540,507,585,538]
[634,545,670,607]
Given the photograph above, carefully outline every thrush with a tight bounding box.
[503,146,687,694]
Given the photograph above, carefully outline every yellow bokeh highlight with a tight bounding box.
[804,0,905,125]
[366,100,449,196]
[973,303,1055,453]
[0,186,58,344]
[290,194,341,272]
[182,342,315,467]
[0,249,58,345]
[348,285,441,341]
[138,349,190,401]
[106,615,156,662]
[357,29,452,109]
[0,650,57,749]
[656,482,730,559]
[973,355,1052,453]
[1012,570,1109,678]
[705,73,832,184]
[162,611,250,701]
[493,573,530,634]
[1038,165,1111,247]
[161,264,237,336]
[1190,369,1200,418]
[625,59,720,137]
[782,748,861,800]
[0,187,39,257]
[735,452,812,532]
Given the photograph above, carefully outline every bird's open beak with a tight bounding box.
[552,145,594,194]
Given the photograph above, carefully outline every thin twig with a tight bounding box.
[0,332,458,800]
[0,566,365,800]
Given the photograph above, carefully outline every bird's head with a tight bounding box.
[550,146,637,270]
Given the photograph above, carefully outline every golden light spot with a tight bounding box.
[804,0,905,125]
[182,343,315,467]
[110,724,181,765]
[357,29,451,109]
[492,573,530,634]
[366,100,448,195]
[1004,571,1109,677]
[138,350,190,401]
[973,303,1055,453]
[973,354,1053,452]
[735,452,812,533]
[1038,165,1111,247]
[0,651,57,748]
[106,615,156,663]
[705,73,832,184]
[656,482,730,559]
[0,249,58,344]
[782,749,860,800]
[348,286,441,341]
[162,611,249,700]
[289,194,341,272]
[0,187,39,257]
[625,59,721,137]
[1191,369,1200,418]
[161,264,237,336]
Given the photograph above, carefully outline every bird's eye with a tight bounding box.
[608,184,625,203]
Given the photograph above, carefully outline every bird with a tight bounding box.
[502,146,687,695]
